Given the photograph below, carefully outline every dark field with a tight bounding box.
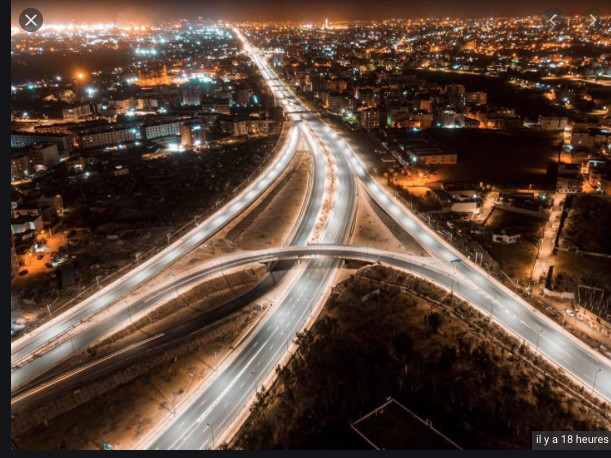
[11,48,133,83]
[353,400,459,450]
[405,69,567,121]
[235,266,609,450]
[403,128,561,190]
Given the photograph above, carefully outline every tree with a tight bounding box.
[425,312,443,333]
[392,331,414,363]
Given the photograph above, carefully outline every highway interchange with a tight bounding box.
[144,28,611,448]
[11,118,303,390]
[11,27,611,450]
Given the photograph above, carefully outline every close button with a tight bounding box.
[19,8,43,33]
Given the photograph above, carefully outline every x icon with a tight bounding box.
[25,14,37,26]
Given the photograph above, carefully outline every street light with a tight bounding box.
[206,423,215,449]
[592,368,602,392]
[449,258,461,304]
[535,328,543,353]
[250,370,257,396]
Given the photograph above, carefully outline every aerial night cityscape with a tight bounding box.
[9,0,611,451]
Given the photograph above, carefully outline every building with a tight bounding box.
[439,110,465,128]
[182,83,202,106]
[565,126,611,151]
[444,84,466,110]
[219,116,272,137]
[539,115,569,131]
[576,285,610,336]
[474,108,522,129]
[450,201,479,213]
[78,126,141,149]
[324,92,355,113]
[10,152,32,181]
[407,147,458,166]
[29,144,60,170]
[11,132,74,155]
[62,103,94,121]
[581,158,611,194]
[557,163,583,194]
[11,232,19,279]
[181,121,206,148]
[235,88,251,106]
[37,195,64,216]
[492,230,521,244]
[359,108,380,130]
[143,121,182,140]
[466,91,487,105]
[411,113,434,129]
[11,213,43,235]
[34,119,109,135]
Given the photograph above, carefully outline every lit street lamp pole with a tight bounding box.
[250,370,257,397]
[592,368,602,392]
[535,328,543,353]
[206,423,215,449]
[449,258,461,305]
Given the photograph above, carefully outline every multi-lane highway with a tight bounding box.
[244,29,611,399]
[14,243,611,417]
[12,26,610,450]
[142,31,360,449]
[138,29,611,449]
[241,30,611,401]
[11,124,302,390]
[11,246,440,411]
[11,95,346,392]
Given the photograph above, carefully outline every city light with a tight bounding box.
[10,7,611,452]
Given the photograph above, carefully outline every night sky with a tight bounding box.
[11,0,610,25]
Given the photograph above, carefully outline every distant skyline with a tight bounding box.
[10,0,610,26]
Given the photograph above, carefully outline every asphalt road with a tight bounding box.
[11,125,302,390]
[147,31,358,449]
[10,110,332,399]
[141,30,611,449]
[15,243,611,416]
[146,246,611,449]
[12,29,610,449]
